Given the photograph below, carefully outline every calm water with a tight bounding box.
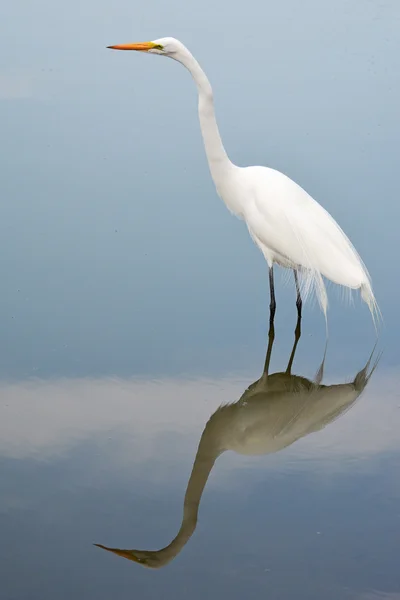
[2,1,400,598]
[1,318,399,600]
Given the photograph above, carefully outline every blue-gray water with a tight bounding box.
[1,1,399,598]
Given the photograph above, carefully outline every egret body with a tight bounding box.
[107,38,379,327]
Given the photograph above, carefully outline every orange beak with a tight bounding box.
[94,544,145,564]
[107,41,157,52]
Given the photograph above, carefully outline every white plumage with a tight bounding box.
[107,37,380,327]
[239,166,377,317]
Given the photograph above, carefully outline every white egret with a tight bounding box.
[107,37,380,328]
[95,317,378,568]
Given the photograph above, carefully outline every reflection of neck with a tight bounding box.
[155,429,221,565]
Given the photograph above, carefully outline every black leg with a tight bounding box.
[286,310,302,374]
[269,266,276,327]
[263,306,275,376]
[294,270,302,320]
[262,266,277,377]
[286,270,303,374]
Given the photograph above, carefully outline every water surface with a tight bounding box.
[1,325,399,599]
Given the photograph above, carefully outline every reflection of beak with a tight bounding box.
[94,543,145,564]
[107,41,156,51]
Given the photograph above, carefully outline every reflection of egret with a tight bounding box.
[95,311,378,568]
[107,37,380,327]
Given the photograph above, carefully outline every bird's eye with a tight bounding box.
[153,44,164,50]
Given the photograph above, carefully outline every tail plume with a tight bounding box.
[361,281,381,331]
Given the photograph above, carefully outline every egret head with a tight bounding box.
[107,37,185,60]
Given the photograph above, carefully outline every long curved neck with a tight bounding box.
[95,439,220,568]
[178,47,234,188]
[156,436,221,565]
[96,416,224,569]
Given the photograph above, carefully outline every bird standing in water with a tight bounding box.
[107,37,380,329]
